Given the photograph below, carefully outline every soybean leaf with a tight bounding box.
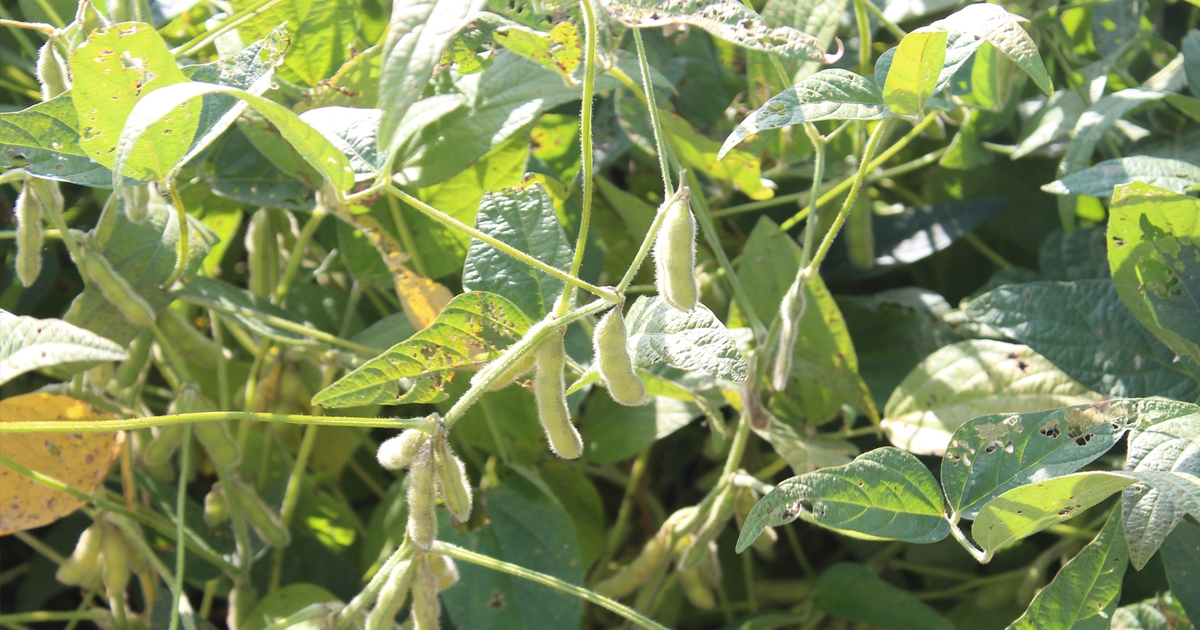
[0,311,128,385]
[939,399,1171,520]
[440,473,584,630]
[64,193,216,347]
[204,127,316,210]
[0,94,115,187]
[579,394,701,464]
[720,69,889,159]
[932,3,1052,95]
[1124,411,1200,568]
[1187,30,1200,98]
[601,0,836,63]
[624,296,748,381]
[1091,0,1145,56]
[376,0,485,157]
[884,28,947,116]
[174,276,318,345]
[1009,510,1128,629]
[240,584,339,630]
[762,0,848,80]
[462,183,574,320]
[1110,602,1174,630]
[972,472,1137,552]
[493,21,582,82]
[1040,226,1110,281]
[1161,518,1200,623]
[663,112,773,201]
[312,292,532,407]
[230,0,354,88]
[963,281,1200,401]
[736,447,951,550]
[813,563,954,630]
[298,106,383,181]
[1013,90,1086,159]
[1043,157,1200,197]
[752,414,859,474]
[883,340,1101,457]
[1108,183,1200,367]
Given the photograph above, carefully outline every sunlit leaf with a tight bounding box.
[972,472,1137,552]
[884,28,946,116]
[624,296,749,381]
[1043,157,1200,197]
[0,311,128,385]
[230,0,354,87]
[1122,412,1200,568]
[932,3,1052,95]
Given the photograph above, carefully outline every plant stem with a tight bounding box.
[273,207,326,304]
[386,194,427,277]
[0,611,110,625]
[962,233,1013,270]
[387,184,619,304]
[861,0,907,39]
[433,541,671,630]
[632,29,674,198]
[12,531,65,564]
[0,411,437,433]
[167,425,192,630]
[853,0,872,76]
[171,0,284,58]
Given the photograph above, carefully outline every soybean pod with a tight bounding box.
[14,181,44,288]
[433,436,472,523]
[409,556,441,630]
[593,308,646,406]
[365,559,415,630]
[652,186,698,312]
[406,443,437,550]
[533,328,582,459]
[229,479,290,547]
[78,238,156,327]
[377,428,429,471]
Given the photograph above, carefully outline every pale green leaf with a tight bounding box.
[312,292,533,407]
[664,112,774,201]
[932,3,1052,95]
[1111,602,1174,630]
[493,21,582,81]
[462,182,574,320]
[602,0,837,63]
[884,28,947,116]
[0,311,128,385]
[973,472,1137,552]
[174,276,318,345]
[231,0,354,87]
[814,563,954,630]
[1123,414,1200,568]
[1043,157,1200,197]
[939,399,1185,520]
[241,584,339,630]
[736,447,951,550]
[1009,510,1128,629]
[883,340,1102,457]
[963,281,1200,401]
[624,296,749,381]
[762,0,848,80]
[720,69,889,159]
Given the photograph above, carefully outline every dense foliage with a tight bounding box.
[1,0,1199,628]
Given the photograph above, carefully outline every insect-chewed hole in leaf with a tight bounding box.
[487,589,506,610]
[1038,419,1062,439]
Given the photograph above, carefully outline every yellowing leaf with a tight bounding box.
[395,266,454,330]
[0,393,117,535]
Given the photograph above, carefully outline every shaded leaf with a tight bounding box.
[204,127,315,210]
[813,563,953,630]
[579,394,700,464]
[240,584,339,630]
[1161,518,1200,624]
[752,414,859,474]
[664,112,774,201]
[762,0,849,80]
[174,276,320,345]
[972,472,1137,552]
[624,296,748,381]
[1040,226,1110,281]
[312,292,532,407]
[1043,157,1200,197]
[0,310,128,385]
[1123,413,1200,568]
[737,447,951,550]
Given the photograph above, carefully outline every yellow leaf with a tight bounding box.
[0,393,117,535]
[395,267,454,330]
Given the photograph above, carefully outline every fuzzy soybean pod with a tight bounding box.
[114,330,153,389]
[678,565,716,610]
[429,554,460,592]
[434,437,472,522]
[56,522,105,587]
[533,330,583,459]
[230,479,290,547]
[100,522,132,596]
[593,308,646,406]
[143,424,185,467]
[406,443,438,550]
[410,556,441,630]
[174,384,241,466]
[593,533,670,599]
[14,183,44,288]
[365,559,416,630]
[377,429,429,470]
[652,187,698,312]
[473,344,538,391]
[679,484,735,571]
[78,239,156,327]
[204,484,230,527]
[122,185,149,224]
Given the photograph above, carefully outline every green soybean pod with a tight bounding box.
[593,533,669,600]
[846,192,874,270]
[143,424,185,467]
[593,308,646,406]
[79,239,156,328]
[434,438,472,523]
[377,429,429,471]
[35,38,70,99]
[429,554,459,592]
[156,307,221,369]
[14,183,44,288]
[56,522,105,586]
[679,484,734,571]
[409,556,441,630]
[652,187,698,312]
[678,565,716,610]
[100,523,131,596]
[115,330,153,389]
[228,582,257,630]
[194,420,241,466]
[533,330,582,460]
[366,559,415,630]
[406,444,437,550]
[245,208,280,301]
[204,484,229,527]
[230,479,290,547]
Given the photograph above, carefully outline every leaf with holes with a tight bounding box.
[230,0,354,88]
[0,95,115,187]
[1043,157,1200,197]
[624,296,748,382]
[736,447,950,551]
[312,292,532,407]
[883,340,1102,457]
[0,311,128,385]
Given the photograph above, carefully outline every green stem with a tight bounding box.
[632,29,674,198]
[171,0,284,58]
[0,612,110,625]
[386,193,427,277]
[0,17,55,35]
[31,183,86,276]
[853,0,872,76]
[0,168,27,186]
[591,448,651,584]
[0,411,437,433]
[271,415,322,589]
[861,0,907,40]
[433,541,671,630]
[962,233,1013,270]
[617,186,688,291]
[12,531,65,564]
[273,207,326,304]
[151,322,194,384]
[167,426,192,630]
[209,312,231,411]
[799,125,826,268]
[387,184,619,304]
[162,177,191,289]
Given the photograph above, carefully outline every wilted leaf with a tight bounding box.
[624,296,748,381]
[0,393,117,535]
[0,311,128,385]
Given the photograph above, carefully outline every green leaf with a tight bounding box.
[494,21,582,81]
[1040,227,1110,281]
[462,182,574,320]
[69,22,197,182]
[720,69,889,159]
[204,127,316,210]
[1111,602,1175,630]
[312,292,533,407]
[939,109,994,170]
[538,461,606,571]
[1043,157,1200,197]
[932,3,1052,95]
[1091,0,1145,57]
[624,296,749,381]
[440,472,584,630]
[231,0,354,87]
[939,399,1170,520]
[0,94,116,187]
[963,281,1200,401]
[0,310,128,385]
[376,0,484,157]
[972,472,1137,552]
[663,112,774,201]
[1123,413,1200,568]
[64,194,216,347]
[1161,518,1200,624]
[241,584,339,630]
[883,340,1102,457]
[298,106,383,182]
[762,0,849,80]
[813,563,953,630]
[1109,183,1200,367]
[1012,90,1086,159]
[174,276,319,345]
[1186,30,1200,98]
[602,0,836,63]
[752,414,859,474]
[737,447,951,550]
[579,394,701,463]
[884,28,947,116]
[1009,510,1129,629]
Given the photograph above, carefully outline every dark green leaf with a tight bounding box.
[813,563,953,630]
[1040,227,1110,281]
[1161,518,1200,624]
[579,393,699,463]
[174,276,319,345]
[0,94,115,186]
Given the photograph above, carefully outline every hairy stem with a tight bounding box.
[0,411,437,433]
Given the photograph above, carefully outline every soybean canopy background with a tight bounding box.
[1,0,1199,628]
